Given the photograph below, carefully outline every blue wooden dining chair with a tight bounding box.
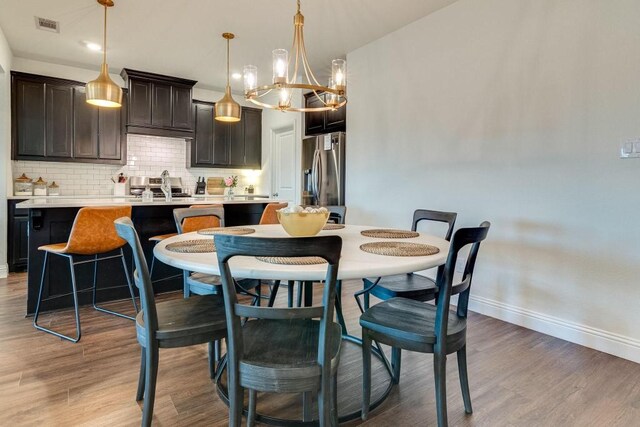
[114,217,227,427]
[360,221,490,427]
[215,233,343,426]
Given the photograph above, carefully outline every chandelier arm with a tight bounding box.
[300,32,322,87]
[292,25,300,85]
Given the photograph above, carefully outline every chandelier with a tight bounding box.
[242,0,347,112]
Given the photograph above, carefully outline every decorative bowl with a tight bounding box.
[277,210,329,237]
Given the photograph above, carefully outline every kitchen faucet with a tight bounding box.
[160,170,172,202]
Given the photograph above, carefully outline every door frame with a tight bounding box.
[270,119,301,205]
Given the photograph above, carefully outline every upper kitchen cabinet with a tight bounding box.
[303,92,346,136]
[11,72,126,165]
[120,68,196,139]
[189,101,262,169]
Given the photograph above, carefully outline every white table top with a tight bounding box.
[153,224,450,281]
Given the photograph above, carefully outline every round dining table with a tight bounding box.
[153,224,450,425]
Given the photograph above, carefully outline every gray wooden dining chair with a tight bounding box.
[215,234,343,427]
[360,221,490,427]
[172,207,262,303]
[114,217,227,427]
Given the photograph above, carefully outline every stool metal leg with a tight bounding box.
[92,250,138,321]
[33,252,82,343]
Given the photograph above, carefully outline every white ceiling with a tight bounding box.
[0,0,458,90]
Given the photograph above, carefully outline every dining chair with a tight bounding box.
[360,221,490,427]
[114,217,227,427]
[173,207,262,305]
[356,209,457,312]
[148,204,222,283]
[215,233,343,427]
[33,206,138,343]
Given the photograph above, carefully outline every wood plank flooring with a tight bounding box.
[1,272,639,426]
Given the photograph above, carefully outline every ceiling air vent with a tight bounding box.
[35,16,60,33]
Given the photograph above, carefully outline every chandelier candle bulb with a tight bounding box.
[243,65,258,94]
[278,88,291,109]
[332,59,347,92]
[272,49,289,84]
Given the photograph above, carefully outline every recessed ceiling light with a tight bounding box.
[84,41,102,51]
[232,72,242,80]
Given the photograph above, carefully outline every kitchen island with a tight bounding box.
[16,197,282,315]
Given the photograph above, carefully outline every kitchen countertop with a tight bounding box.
[15,195,279,209]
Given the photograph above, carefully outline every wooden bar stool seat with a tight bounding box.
[33,206,139,343]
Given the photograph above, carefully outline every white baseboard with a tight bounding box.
[0,263,7,279]
[469,295,640,364]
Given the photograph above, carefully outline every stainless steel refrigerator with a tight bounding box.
[302,132,346,206]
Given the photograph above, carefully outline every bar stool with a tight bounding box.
[33,206,139,343]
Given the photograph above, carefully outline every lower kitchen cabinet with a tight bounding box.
[190,101,262,169]
[8,200,29,272]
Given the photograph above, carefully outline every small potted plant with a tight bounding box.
[224,175,238,198]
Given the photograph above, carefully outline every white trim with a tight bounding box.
[469,295,640,364]
[0,263,7,278]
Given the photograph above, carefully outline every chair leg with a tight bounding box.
[149,254,156,280]
[255,281,261,307]
[302,391,313,422]
[208,342,216,379]
[334,280,347,335]
[297,281,303,307]
[267,280,280,307]
[457,345,473,414]
[228,375,243,427]
[183,270,190,298]
[434,353,448,427]
[318,372,331,427]
[136,347,146,401]
[247,389,257,427]
[391,347,402,384]
[332,371,339,426]
[287,280,294,307]
[92,251,137,320]
[361,330,372,420]
[141,344,159,427]
[33,253,82,343]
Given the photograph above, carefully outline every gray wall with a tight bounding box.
[346,0,640,361]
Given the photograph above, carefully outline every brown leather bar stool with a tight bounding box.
[147,204,221,283]
[258,202,288,225]
[33,206,139,343]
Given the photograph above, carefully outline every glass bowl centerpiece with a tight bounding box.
[277,206,329,237]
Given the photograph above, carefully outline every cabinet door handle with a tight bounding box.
[272,192,279,197]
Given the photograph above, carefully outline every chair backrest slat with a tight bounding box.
[215,234,342,367]
[433,221,490,351]
[173,206,225,234]
[114,217,158,339]
[235,304,325,320]
[412,209,457,241]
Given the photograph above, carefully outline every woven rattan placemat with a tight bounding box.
[323,224,345,230]
[360,229,419,238]
[256,256,327,265]
[166,239,216,253]
[359,241,439,257]
[197,227,256,236]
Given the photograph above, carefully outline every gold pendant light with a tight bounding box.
[215,33,241,122]
[86,0,122,108]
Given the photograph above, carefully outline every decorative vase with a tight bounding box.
[227,186,235,198]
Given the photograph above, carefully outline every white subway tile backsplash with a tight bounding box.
[11,134,263,196]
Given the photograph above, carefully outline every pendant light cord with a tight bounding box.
[226,37,230,87]
[102,3,107,65]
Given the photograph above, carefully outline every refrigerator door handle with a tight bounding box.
[311,149,320,201]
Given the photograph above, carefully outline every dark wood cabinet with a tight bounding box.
[11,72,126,165]
[128,79,152,126]
[8,200,29,273]
[304,92,346,136]
[121,69,196,138]
[189,101,262,169]
[15,79,46,157]
[73,87,99,159]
